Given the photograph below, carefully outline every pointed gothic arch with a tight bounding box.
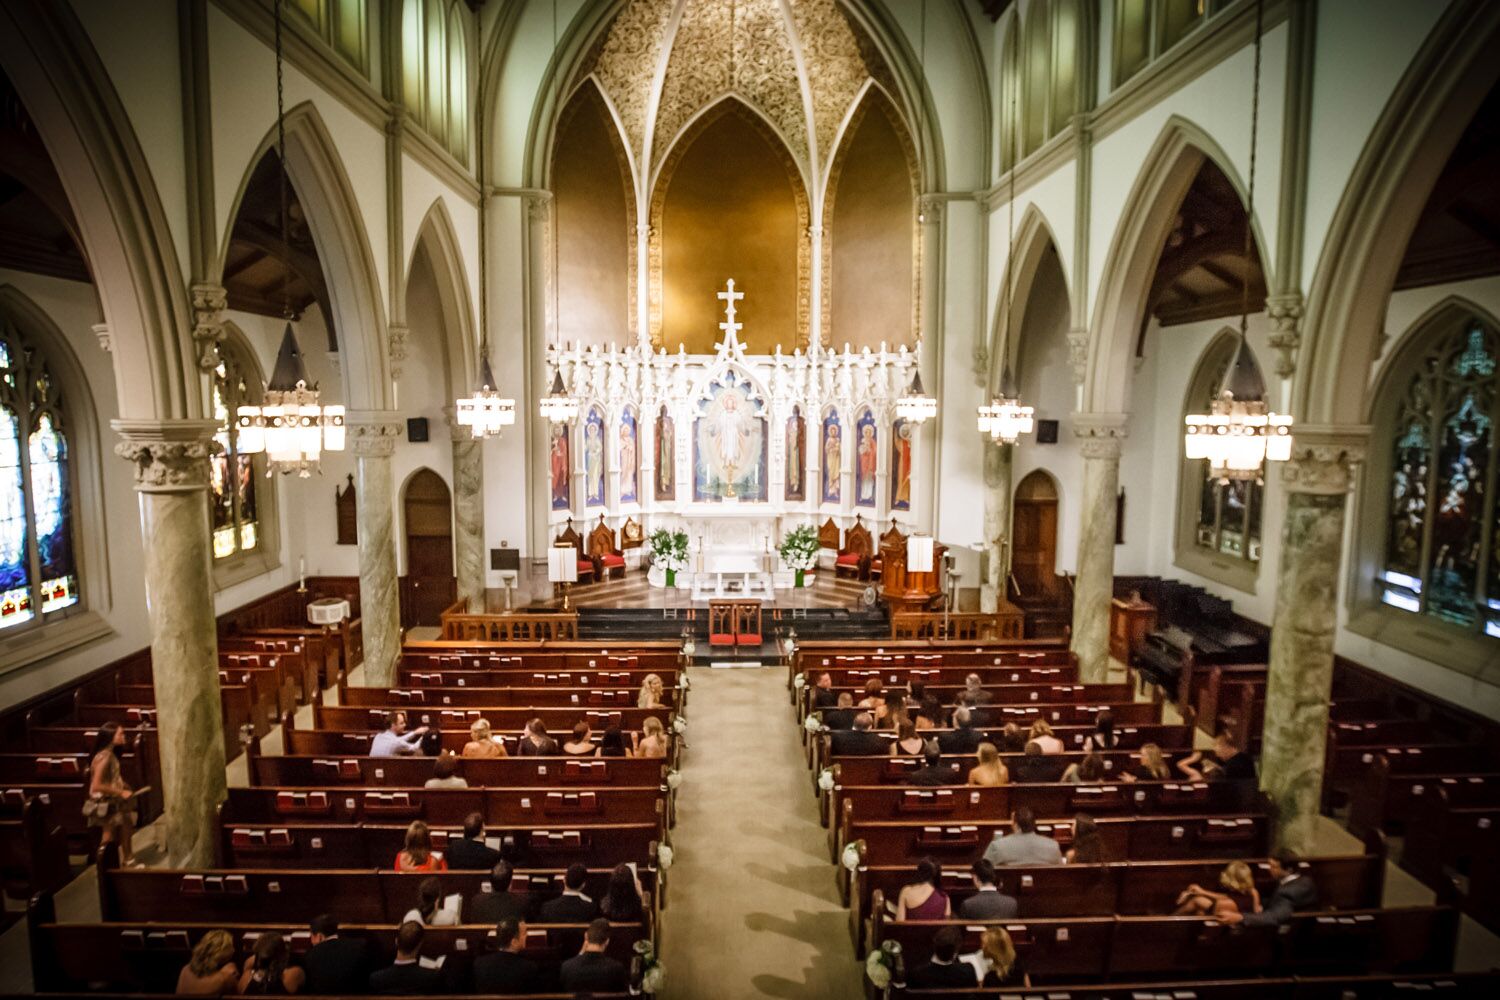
[408,198,477,399]
[989,204,1070,395]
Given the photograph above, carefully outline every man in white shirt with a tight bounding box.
[370,711,428,757]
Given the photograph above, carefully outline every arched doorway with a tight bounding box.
[1012,470,1059,597]
[402,469,455,628]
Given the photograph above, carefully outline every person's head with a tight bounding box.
[607,863,639,902]
[526,718,548,740]
[488,860,514,894]
[1030,719,1054,739]
[601,726,626,753]
[1013,806,1038,834]
[642,716,665,739]
[1073,813,1099,842]
[417,876,442,920]
[836,692,854,708]
[1002,722,1021,744]
[252,931,288,974]
[898,720,917,742]
[1139,743,1167,778]
[495,918,526,953]
[188,929,235,976]
[1214,726,1240,756]
[432,752,459,781]
[309,915,339,945]
[980,926,1016,979]
[402,820,432,864]
[564,862,588,892]
[1095,709,1115,737]
[918,697,943,724]
[971,858,997,889]
[863,678,881,697]
[1079,752,1107,782]
[976,741,999,767]
[470,718,492,744]
[91,721,125,756]
[913,857,941,887]
[1023,740,1042,757]
[395,921,424,960]
[923,746,943,770]
[965,672,982,691]
[386,711,408,735]
[462,811,485,841]
[931,925,961,963]
[583,917,611,952]
[815,672,832,690]
[853,712,874,732]
[1266,853,1298,880]
[643,673,663,695]
[1221,860,1254,893]
[887,705,910,732]
[572,721,591,744]
[909,681,926,702]
[953,706,972,730]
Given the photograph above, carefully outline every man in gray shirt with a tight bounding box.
[982,807,1063,866]
[957,859,1020,919]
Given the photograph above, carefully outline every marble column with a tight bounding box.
[450,420,486,608]
[1259,428,1367,855]
[980,438,1013,613]
[1069,415,1127,683]
[349,415,402,686]
[113,420,228,868]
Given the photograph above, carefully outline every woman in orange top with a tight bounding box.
[393,820,447,872]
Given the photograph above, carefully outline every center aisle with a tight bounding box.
[659,665,862,1000]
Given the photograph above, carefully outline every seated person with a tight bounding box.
[958,673,993,707]
[821,692,857,731]
[1178,727,1256,782]
[830,713,887,756]
[937,706,983,755]
[538,863,598,923]
[176,928,238,996]
[891,720,927,757]
[895,858,950,920]
[371,711,428,758]
[997,722,1027,753]
[403,876,462,927]
[238,931,305,995]
[1012,741,1063,783]
[982,807,1063,867]
[598,724,630,757]
[462,717,507,758]
[1064,813,1104,864]
[1175,860,1261,920]
[1061,752,1107,784]
[446,812,502,870]
[302,916,374,996]
[1083,709,1117,752]
[635,716,669,758]
[558,918,630,994]
[1124,742,1171,782]
[471,919,541,995]
[957,859,1018,920]
[1028,720,1064,754]
[811,672,839,709]
[601,863,646,922]
[968,742,1009,786]
[915,697,945,731]
[424,751,468,789]
[516,718,560,757]
[637,673,666,709]
[393,820,447,872]
[966,926,1029,988]
[563,721,598,757]
[907,746,958,786]
[856,679,889,725]
[1237,855,1318,927]
[906,926,974,989]
[469,861,531,925]
[369,922,445,995]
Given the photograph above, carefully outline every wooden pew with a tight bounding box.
[246,747,669,789]
[798,682,1133,722]
[310,703,672,734]
[337,684,678,710]
[894,973,1499,999]
[0,792,72,900]
[223,784,665,828]
[823,748,1186,792]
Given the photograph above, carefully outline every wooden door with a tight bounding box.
[402,469,456,627]
[1011,470,1059,597]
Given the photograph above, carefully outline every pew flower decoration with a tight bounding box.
[803,714,826,734]
[818,768,836,792]
[865,940,903,990]
[656,844,674,871]
[672,716,688,735]
[841,839,865,873]
[792,673,806,689]
[677,673,691,691]
[633,939,666,995]
[666,769,683,790]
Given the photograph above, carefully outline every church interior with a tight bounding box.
[2,0,1500,996]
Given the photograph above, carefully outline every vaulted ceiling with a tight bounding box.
[0,68,89,285]
[223,152,332,341]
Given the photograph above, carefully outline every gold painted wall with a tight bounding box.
[659,105,801,354]
[828,97,916,351]
[554,83,633,348]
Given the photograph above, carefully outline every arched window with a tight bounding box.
[1377,315,1499,638]
[997,18,1022,172]
[209,335,265,563]
[1022,0,1052,157]
[289,0,368,74]
[1113,0,1214,89]
[0,314,79,631]
[400,0,470,162]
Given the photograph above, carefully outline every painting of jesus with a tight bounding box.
[821,410,841,504]
[655,406,675,501]
[785,406,806,501]
[584,406,605,507]
[855,409,877,507]
[620,407,639,504]
[549,422,570,511]
[693,372,767,501]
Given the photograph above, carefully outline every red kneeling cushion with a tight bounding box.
[835,553,861,566]
[601,553,625,568]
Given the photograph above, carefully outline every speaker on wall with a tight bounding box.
[406,417,429,442]
[1037,419,1059,444]
[491,548,521,572]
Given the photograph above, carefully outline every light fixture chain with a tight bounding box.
[274,0,291,321]
[1240,0,1264,341]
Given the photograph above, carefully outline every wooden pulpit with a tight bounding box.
[880,537,948,615]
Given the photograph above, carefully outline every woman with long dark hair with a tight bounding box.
[238,931,305,994]
[895,857,950,920]
[85,721,139,866]
[601,863,645,921]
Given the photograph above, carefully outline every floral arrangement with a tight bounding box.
[817,768,835,791]
[792,673,806,689]
[666,769,683,790]
[778,524,820,580]
[647,528,690,572]
[656,844,674,870]
[672,716,688,735]
[841,839,865,872]
[803,714,826,734]
[633,939,666,994]
[864,939,903,990]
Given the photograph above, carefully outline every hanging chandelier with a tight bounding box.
[235,0,344,477]
[895,0,936,427]
[536,0,580,427]
[1182,0,1291,481]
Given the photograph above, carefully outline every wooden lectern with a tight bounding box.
[880,536,948,615]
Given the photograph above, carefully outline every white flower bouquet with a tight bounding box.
[841,839,864,872]
[792,673,806,689]
[672,716,688,735]
[666,769,683,790]
[803,714,826,734]
[865,940,902,989]
[647,528,690,573]
[656,844,674,870]
[778,524,820,585]
[817,768,835,791]
[633,939,665,994]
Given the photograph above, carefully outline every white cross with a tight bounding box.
[717,278,745,347]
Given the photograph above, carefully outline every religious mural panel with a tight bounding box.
[890,417,912,511]
[785,406,806,501]
[654,406,675,501]
[549,421,571,511]
[693,369,767,502]
[821,409,841,504]
[584,406,607,507]
[620,407,639,504]
[854,408,877,508]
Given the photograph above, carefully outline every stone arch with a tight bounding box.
[216,102,391,411]
[1298,0,1500,426]
[1085,115,1273,416]
[989,203,1069,395]
[408,199,477,400]
[0,2,195,422]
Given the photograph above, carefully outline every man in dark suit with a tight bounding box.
[558,919,630,994]
[368,921,445,995]
[538,863,597,923]
[811,671,839,709]
[906,746,958,786]
[906,926,975,989]
[937,706,983,755]
[446,812,502,870]
[830,713,887,756]
[302,915,374,995]
[471,919,542,994]
[1013,741,1063,783]
[469,861,531,925]
[1240,855,1318,926]
[821,692,857,731]
[958,859,1019,920]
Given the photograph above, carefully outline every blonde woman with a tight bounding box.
[637,673,665,709]
[1029,719,1064,754]
[462,718,506,759]
[1125,743,1171,782]
[175,929,238,995]
[636,716,668,758]
[967,743,1010,786]
[1174,860,1261,920]
[971,925,1028,987]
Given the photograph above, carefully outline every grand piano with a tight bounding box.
[1129,579,1269,695]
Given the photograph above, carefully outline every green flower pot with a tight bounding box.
[665,569,676,588]
[795,569,805,588]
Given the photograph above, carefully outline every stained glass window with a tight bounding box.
[0,318,79,632]
[1380,322,1498,638]
[211,347,262,561]
[1188,352,1264,565]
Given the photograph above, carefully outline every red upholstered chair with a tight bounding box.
[588,515,627,579]
[555,520,596,583]
[836,517,874,579]
[708,602,737,647]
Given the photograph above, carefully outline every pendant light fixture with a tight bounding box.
[977,18,1033,446]
[454,55,516,439]
[538,0,579,426]
[896,0,936,425]
[1182,0,1291,480]
[235,0,345,477]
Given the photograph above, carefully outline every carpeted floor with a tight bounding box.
[657,664,863,1000]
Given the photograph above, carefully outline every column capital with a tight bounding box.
[387,323,409,381]
[526,190,553,224]
[1280,425,1370,496]
[1072,412,1128,460]
[917,193,945,225]
[1066,328,1090,386]
[190,282,227,371]
[346,410,403,458]
[111,419,221,492]
[1265,291,1304,380]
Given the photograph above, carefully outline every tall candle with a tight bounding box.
[298,556,306,589]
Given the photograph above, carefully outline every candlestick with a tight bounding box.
[298,556,307,593]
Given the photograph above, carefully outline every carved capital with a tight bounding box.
[917,194,944,225]
[111,419,221,493]
[1280,425,1370,496]
[526,192,553,225]
[190,282,227,371]
[1073,412,1128,461]
[92,322,112,353]
[387,323,409,381]
[1265,292,1304,380]
[326,350,342,376]
[346,412,403,458]
[1066,328,1090,386]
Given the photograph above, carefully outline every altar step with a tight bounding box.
[575,606,889,647]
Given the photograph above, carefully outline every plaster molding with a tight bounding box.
[1066,328,1090,386]
[1280,425,1371,496]
[92,322,112,353]
[1266,291,1304,380]
[1073,412,1128,460]
[387,323,409,381]
[190,282,227,371]
[526,191,554,225]
[981,123,1075,213]
[112,419,221,493]
[346,412,403,458]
